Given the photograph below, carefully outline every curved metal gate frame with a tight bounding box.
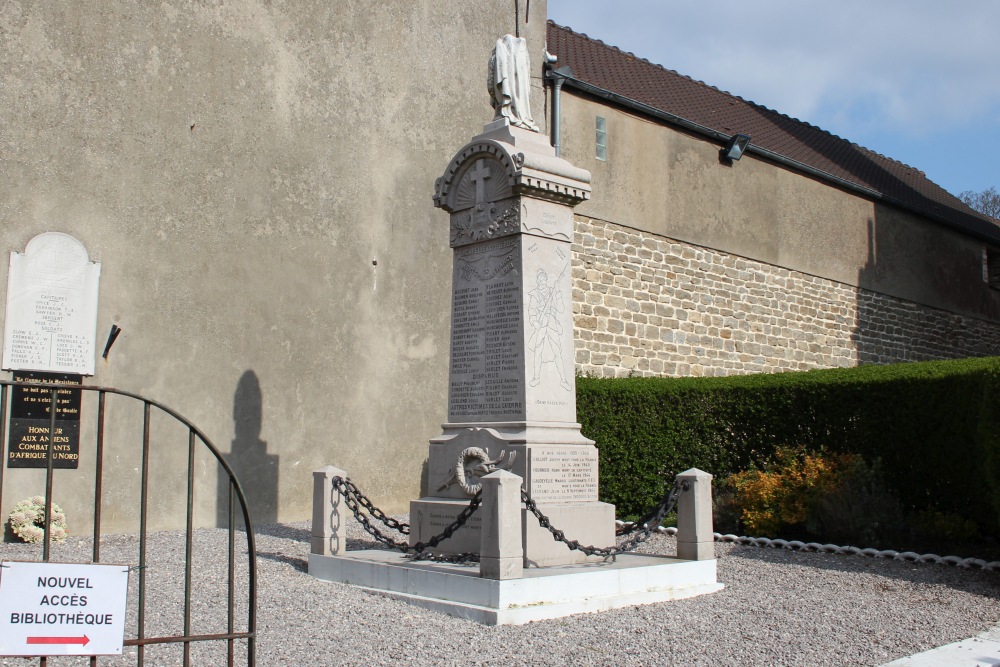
[0,380,257,666]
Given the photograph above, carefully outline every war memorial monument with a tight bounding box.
[307,35,722,624]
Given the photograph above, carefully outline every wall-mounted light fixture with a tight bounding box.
[720,133,752,163]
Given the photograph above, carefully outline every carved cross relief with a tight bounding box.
[470,160,492,207]
[450,157,519,246]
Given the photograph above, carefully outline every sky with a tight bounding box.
[546,0,1000,198]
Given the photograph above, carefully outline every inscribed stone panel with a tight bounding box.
[3,233,101,375]
[448,236,525,422]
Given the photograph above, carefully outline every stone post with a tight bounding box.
[676,468,715,561]
[479,470,524,580]
[311,466,348,556]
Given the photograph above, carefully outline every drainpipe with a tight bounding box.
[545,64,572,157]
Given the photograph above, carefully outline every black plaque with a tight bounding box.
[6,371,82,469]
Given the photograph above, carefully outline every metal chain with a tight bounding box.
[520,481,682,561]
[334,477,410,534]
[331,476,482,562]
[707,531,1000,571]
[606,522,1000,572]
[616,482,682,537]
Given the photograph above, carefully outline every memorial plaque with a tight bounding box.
[526,446,599,503]
[3,233,101,375]
[448,236,525,423]
[6,371,82,469]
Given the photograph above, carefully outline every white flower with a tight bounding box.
[8,496,68,545]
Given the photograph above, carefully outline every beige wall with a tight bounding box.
[572,217,1000,379]
[555,90,1000,323]
[0,1,550,530]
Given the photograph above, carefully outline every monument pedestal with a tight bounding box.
[408,118,615,565]
[309,36,722,625]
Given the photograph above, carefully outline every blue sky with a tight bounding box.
[546,0,1000,198]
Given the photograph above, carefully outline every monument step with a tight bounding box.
[308,550,723,626]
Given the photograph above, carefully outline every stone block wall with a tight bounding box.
[572,217,1000,378]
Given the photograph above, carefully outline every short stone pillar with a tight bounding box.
[479,470,524,580]
[311,466,348,557]
[676,468,715,561]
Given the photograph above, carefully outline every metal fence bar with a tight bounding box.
[93,390,106,563]
[228,482,236,667]
[90,394,105,667]
[183,429,195,667]
[244,483,257,667]
[137,401,152,667]
[0,385,7,523]
[42,388,57,562]
[124,631,254,647]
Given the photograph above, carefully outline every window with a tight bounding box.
[595,116,607,161]
[983,247,1000,290]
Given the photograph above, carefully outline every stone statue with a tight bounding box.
[488,35,539,132]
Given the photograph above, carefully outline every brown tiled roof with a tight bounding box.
[547,22,1000,243]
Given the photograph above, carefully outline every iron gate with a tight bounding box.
[0,380,257,666]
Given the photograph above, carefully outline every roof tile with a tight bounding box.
[547,22,999,242]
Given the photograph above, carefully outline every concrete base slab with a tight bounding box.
[309,550,724,625]
[880,625,1000,666]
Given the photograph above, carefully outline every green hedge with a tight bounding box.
[577,357,1000,535]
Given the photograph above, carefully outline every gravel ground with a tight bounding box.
[2,519,998,667]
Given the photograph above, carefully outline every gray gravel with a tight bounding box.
[2,519,998,667]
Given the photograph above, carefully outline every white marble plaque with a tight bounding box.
[526,445,600,503]
[448,236,525,422]
[3,233,101,375]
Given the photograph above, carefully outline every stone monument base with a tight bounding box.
[409,498,615,566]
[308,550,724,625]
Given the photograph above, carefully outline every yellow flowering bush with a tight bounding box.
[727,447,858,536]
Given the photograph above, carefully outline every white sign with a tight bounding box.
[2,232,101,375]
[0,561,129,657]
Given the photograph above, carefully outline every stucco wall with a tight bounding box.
[555,90,1000,324]
[0,1,550,530]
[573,217,1000,378]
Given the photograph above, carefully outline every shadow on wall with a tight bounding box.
[851,216,1000,364]
[217,370,279,528]
[852,217,881,365]
[743,103,999,365]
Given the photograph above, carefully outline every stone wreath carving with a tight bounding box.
[8,496,68,544]
[438,447,517,496]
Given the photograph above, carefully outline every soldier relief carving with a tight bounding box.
[528,265,572,391]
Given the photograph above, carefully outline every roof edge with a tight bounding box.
[552,73,1000,246]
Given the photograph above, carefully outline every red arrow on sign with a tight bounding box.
[26,635,91,646]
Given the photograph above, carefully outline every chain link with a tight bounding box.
[521,481,682,561]
[331,476,482,562]
[616,481,683,537]
[707,532,1000,571]
[335,477,411,534]
[330,476,691,565]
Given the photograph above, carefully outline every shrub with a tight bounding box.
[809,456,906,547]
[716,447,906,545]
[725,446,843,536]
[578,356,1000,537]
